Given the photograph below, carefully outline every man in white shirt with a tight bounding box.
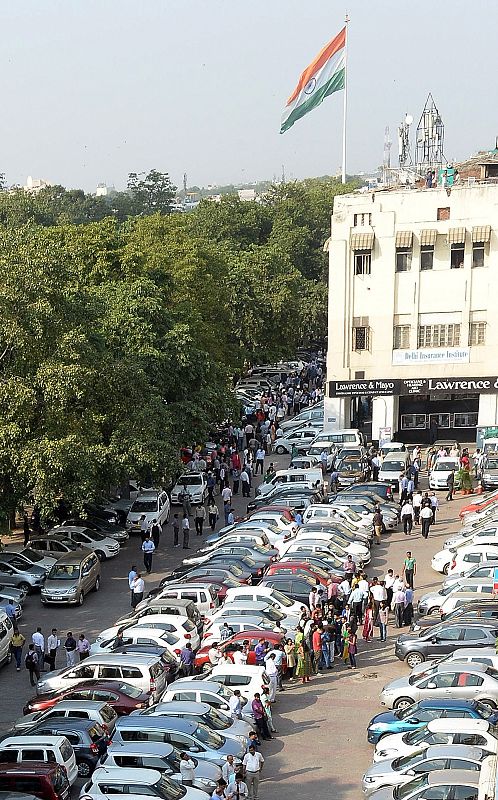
[370,578,387,623]
[412,491,422,525]
[358,575,370,615]
[233,646,247,665]
[420,504,433,539]
[46,628,60,671]
[222,755,236,784]
[222,485,232,505]
[264,653,278,701]
[32,628,45,666]
[242,746,264,800]
[131,573,145,608]
[228,690,243,719]
[392,574,404,592]
[179,752,196,786]
[254,448,265,476]
[338,578,351,605]
[227,774,249,800]
[240,469,250,498]
[208,643,222,666]
[384,569,395,607]
[400,500,414,535]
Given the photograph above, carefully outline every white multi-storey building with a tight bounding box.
[325,181,498,444]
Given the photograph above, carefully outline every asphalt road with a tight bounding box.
[0,455,469,800]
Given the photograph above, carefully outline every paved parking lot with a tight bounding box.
[0,461,468,800]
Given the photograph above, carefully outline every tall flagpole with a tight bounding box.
[341,13,350,184]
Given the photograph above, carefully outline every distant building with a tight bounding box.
[24,176,53,194]
[238,189,256,202]
[95,183,116,197]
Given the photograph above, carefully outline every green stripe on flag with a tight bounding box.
[280,67,345,134]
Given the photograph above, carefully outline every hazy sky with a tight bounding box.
[1,0,496,192]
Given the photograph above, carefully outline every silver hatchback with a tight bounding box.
[380,662,498,710]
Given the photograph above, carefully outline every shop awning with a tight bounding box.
[448,227,466,244]
[420,229,438,246]
[350,232,374,250]
[472,225,491,243]
[395,231,413,248]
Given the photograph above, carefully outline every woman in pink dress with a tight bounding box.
[362,601,374,642]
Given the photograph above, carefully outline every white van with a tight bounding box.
[126,489,170,534]
[378,452,411,491]
[310,429,365,447]
[0,735,78,785]
[256,468,323,497]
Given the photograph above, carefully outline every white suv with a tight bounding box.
[127,490,170,533]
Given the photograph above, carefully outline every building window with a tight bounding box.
[420,245,434,271]
[354,249,371,275]
[437,207,450,221]
[353,213,371,226]
[417,323,461,348]
[429,413,450,429]
[454,412,478,428]
[469,322,486,346]
[393,325,410,349]
[395,247,412,273]
[450,243,465,269]
[352,326,370,351]
[401,414,426,430]
[472,242,485,268]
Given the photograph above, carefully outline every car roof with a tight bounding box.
[0,764,60,775]
[116,717,197,733]
[48,700,111,711]
[31,718,102,732]
[432,661,491,675]
[152,702,210,714]
[0,735,69,746]
[85,653,160,665]
[427,718,490,731]
[426,770,479,786]
[167,680,224,693]
[47,551,94,566]
[211,664,265,675]
[423,745,484,760]
[417,699,478,708]
[108,742,173,756]
[92,766,161,782]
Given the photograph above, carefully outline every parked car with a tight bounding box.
[341,482,394,502]
[417,579,494,616]
[0,763,70,800]
[207,664,270,698]
[90,626,181,659]
[0,558,46,592]
[408,647,498,679]
[367,698,498,745]
[23,680,152,717]
[258,574,328,606]
[138,700,251,741]
[223,585,303,617]
[21,718,110,777]
[47,527,119,560]
[394,621,498,667]
[41,551,101,606]
[80,766,209,800]
[95,619,194,654]
[372,717,498,764]
[273,429,318,455]
[122,599,203,636]
[0,735,78,785]
[171,475,208,506]
[161,680,251,720]
[13,700,118,735]
[126,489,171,534]
[365,769,480,800]
[28,535,85,556]
[432,544,498,575]
[1,548,57,573]
[362,744,483,796]
[380,662,498,710]
[206,601,297,630]
[428,457,461,490]
[200,618,278,644]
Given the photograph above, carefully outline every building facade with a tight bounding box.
[325,182,498,443]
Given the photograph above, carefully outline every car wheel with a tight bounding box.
[393,696,414,711]
[406,652,424,668]
[276,446,286,454]
[78,592,84,606]
[94,577,100,592]
[480,699,497,710]
[77,760,93,778]
[95,550,105,561]
[18,582,30,593]
[442,564,449,575]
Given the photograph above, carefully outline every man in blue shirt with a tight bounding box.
[180,643,195,676]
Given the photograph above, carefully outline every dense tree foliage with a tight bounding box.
[0,174,358,519]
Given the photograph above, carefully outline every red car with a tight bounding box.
[22,680,152,716]
[459,489,498,518]
[247,507,296,521]
[194,630,286,672]
[265,561,338,586]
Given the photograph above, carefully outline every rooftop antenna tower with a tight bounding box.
[382,125,392,185]
[415,93,445,176]
[398,113,413,169]
[183,173,187,194]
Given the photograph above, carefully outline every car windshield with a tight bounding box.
[48,565,81,580]
[382,461,404,472]
[85,530,106,541]
[395,774,428,800]
[268,589,293,608]
[194,722,224,748]
[116,683,144,698]
[22,549,43,562]
[435,461,459,471]
[178,476,202,486]
[396,704,418,719]
[404,727,432,745]
[395,750,427,770]
[486,460,498,470]
[341,461,361,472]
[203,706,231,729]
[8,558,29,571]
[485,666,498,680]
[156,773,187,800]
[131,499,158,513]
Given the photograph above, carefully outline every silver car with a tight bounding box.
[442,561,498,587]
[362,745,483,796]
[367,769,480,800]
[380,662,498,710]
[0,557,46,592]
[409,647,498,678]
[2,548,57,572]
[52,526,120,560]
[138,700,251,742]
[417,578,494,616]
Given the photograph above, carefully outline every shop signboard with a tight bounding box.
[392,348,470,366]
[329,376,498,398]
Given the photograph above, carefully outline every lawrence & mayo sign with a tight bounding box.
[329,376,498,398]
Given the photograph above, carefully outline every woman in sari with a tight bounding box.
[294,631,311,683]
[362,601,374,642]
[284,638,296,680]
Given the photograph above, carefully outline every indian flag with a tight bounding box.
[280,27,346,134]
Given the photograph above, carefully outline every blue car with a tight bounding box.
[367,698,498,744]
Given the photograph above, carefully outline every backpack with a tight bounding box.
[25,652,34,669]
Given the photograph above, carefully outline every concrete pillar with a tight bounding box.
[372,395,399,442]
[478,394,498,426]
[323,396,351,431]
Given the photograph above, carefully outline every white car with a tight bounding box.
[208,664,270,697]
[372,718,498,763]
[95,615,200,652]
[171,474,208,506]
[279,539,370,566]
[429,457,460,490]
[52,526,120,560]
[247,512,297,534]
[201,618,277,645]
[214,522,290,546]
[162,679,253,720]
[90,626,181,657]
[126,489,171,533]
[273,428,318,455]
[443,526,498,551]
[293,529,370,559]
[224,585,304,617]
[409,647,498,678]
[80,767,209,800]
[205,600,299,631]
[446,544,498,575]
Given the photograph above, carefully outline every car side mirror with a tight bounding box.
[190,746,201,753]
[431,637,438,644]
[427,682,437,689]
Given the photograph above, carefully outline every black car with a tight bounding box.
[395,620,498,668]
[21,717,110,777]
[207,553,263,582]
[341,482,394,502]
[259,574,319,605]
[181,565,253,584]
[412,602,498,631]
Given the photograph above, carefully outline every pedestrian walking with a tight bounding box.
[180,643,195,676]
[131,573,145,608]
[399,474,409,505]
[402,551,417,589]
[251,693,272,740]
[243,744,264,800]
[208,500,218,532]
[77,633,90,660]
[393,586,406,628]
[64,632,77,667]
[412,491,422,524]
[446,469,455,501]
[141,534,155,573]
[347,627,358,668]
[254,448,265,476]
[420,504,433,539]
[430,492,439,522]
[11,628,25,671]
[46,628,60,671]
[32,627,45,668]
[172,514,180,547]
[379,601,389,642]
[401,500,414,535]
[128,565,137,606]
[182,514,190,549]
[25,643,40,686]
[264,653,278,700]
[240,468,250,498]
[194,504,206,536]
[150,519,161,550]
[373,506,383,545]
[23,515,31,547]
[139,515,148,543]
